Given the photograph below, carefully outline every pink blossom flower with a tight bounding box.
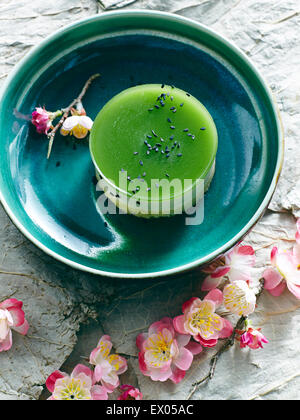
[0,298,29,352]
[137,317,202,383]
[173,290,233,348]
[223,280,256,316]
[202,244,255,291]
[89,335,127,391]
[46,364,108,400]
[263,244,300,299]
[118,385,143,400]
[237,327,268,350]
[31,107,61,135]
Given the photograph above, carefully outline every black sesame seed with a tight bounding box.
[156,143,162,147]
[183,128,189,132]
[160,137,164,142]
[170,125,175,129]
[139,160,143,166]
[177,153,182,157]
[170,135,174,140]
[186,93,191,97]
[170,106,176,110]
[143,172,146,177]
[127,176,131,180]
[180,103,184,107]
[170,96,174,101]
[121,168,125,172]
[134,151,139,155]
[104,221,108,227]
[146,150,150,155]
[187,133,193,137]
[171,85,175,89]
[136,201,140,206]
[192,135,195,140]
[165,173,170,178]
[167,118,172,123]
[166,154,170,158]
[56,161,61,167]
[160,100,165,107]
[161,84,165,88]
[174,141,177,145]
[154,105,160,109]
[152,130,158,137]
[144,140,148,145]
[155,148,159,152]
[148,108,154,111]
[200,127,206,130]
[147,135,152,139]
[147,187,151,191]
[172,109,177,113]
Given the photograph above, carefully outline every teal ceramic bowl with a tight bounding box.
[0,11,283,278]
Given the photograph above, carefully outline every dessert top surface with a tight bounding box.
[90,84,218,199]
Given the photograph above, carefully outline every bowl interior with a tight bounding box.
[0,13,281,276]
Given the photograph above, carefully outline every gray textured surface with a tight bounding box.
[0,0,299,400]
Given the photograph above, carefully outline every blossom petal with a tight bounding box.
[174,347,193,371]
[78,116,93,130]
[201,275,222,291]
[8,307,25,328]
[204,289,223,307]
[286,282,300,299]
[72,364,93,380]
[62,115,79,131]
[149,317,173,336]
[182,297,200,314]
[91,385,108,400]
[270,247,278,265]
[175,333,190,348]
[0,330,12,352]
[169,366,186,384]
[219,318,233,339]
[237,245,255,256]
[12,319,29,335]
[267,281,286,296]
[173,315,187,335]
[136,333,148,351]
[138,352,148,375]
[195,335,218,347]
[210,266,231,279]
[0,299,23,310]
[185,340,203,355]
[263,267,283,291]
[46,370,66,393]
[149,366,172,382]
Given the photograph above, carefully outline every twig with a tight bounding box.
[47,73,100,159]
[186,316,246,400]
[186,280,265,400]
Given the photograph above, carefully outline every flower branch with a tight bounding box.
[31,73,100,159]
